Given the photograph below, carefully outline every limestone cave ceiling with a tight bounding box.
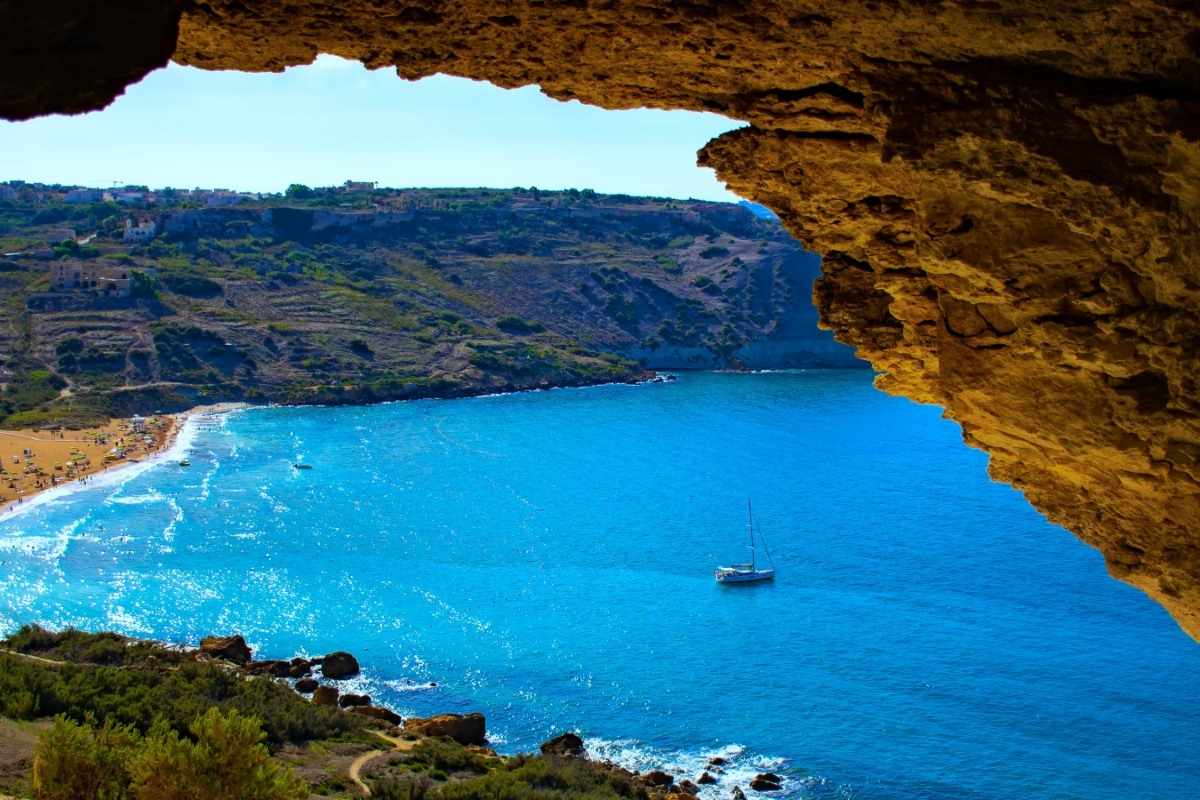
[2,0,1199,639]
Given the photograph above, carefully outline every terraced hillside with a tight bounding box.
[0,186,859,426]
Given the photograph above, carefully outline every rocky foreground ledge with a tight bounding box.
[0,626,784,799]
[199,634,783,799]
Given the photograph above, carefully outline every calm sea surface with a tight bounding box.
[1,371,1197,800]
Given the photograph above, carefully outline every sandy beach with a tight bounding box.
[0,402,248,512]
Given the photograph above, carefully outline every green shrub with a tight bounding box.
[0,631,366,747]
[656,255,681,275]
[372,752,648,800]
[33,714,139,800]
[130,270,158,298]
[495,315,545,335]
[603,296,636,327]
[408,739,488,773]
[30,708,307,800]
[55,337,84,355]
[129,708,307,800]
[370,779,431,800]
[698,245,729,258]
[161,274,223,298]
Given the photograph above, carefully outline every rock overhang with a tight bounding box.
[2,0,1199,639]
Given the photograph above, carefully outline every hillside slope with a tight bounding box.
[0,186,860,426]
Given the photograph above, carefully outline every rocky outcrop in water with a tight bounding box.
[2,0,1199,640]
[541,733,586,757]
[320,651,360,680]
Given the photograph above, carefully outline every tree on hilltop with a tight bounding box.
[284,184,315,200]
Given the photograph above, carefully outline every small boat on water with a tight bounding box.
[715,501,776,583]
[178,460,191,467]
[293,463,313,470]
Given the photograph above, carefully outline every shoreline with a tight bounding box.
[0,372,681,517]
[0,402,248,518]
[0,626,752,799]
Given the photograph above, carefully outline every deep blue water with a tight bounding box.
[1,371,1197,800]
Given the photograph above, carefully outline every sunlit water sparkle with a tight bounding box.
[1,371,1196,800]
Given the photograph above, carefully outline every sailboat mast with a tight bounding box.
[748,500,755,570]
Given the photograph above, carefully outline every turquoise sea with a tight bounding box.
[1,370,1197,800]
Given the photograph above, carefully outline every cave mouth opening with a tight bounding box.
[0,56,745,205]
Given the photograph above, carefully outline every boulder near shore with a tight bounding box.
[199,635,252,665]
[312,686,339,707]
[321,650,361,679]
[540,732,586,757]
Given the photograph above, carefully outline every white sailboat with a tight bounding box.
[714,501,776,583]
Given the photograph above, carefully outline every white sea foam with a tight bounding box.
[584,738,793,798]
[380,678,439,693]
[197,460,219,502]
[159,496,184,545]
[107,490,168,506]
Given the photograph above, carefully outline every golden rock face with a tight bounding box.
[2,1,1198,639]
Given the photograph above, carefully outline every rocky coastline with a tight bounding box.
[193,633,781,800]
[1,623,786,798]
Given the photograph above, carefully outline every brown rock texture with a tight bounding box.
[199,634,252,665]
[321,651,361,680]
[312,686,339,707]
[354,705,403,726]
[0,0,184,120]
[403,712,487,746]
[541,732,587,757]
[2,1,1199,639]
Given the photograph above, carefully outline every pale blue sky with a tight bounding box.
[0,56,743,201]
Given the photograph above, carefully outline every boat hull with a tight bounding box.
[714,569,775,583]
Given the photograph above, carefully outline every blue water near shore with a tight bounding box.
[1,370,1198,800]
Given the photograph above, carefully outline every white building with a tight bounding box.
[123,218,157,243]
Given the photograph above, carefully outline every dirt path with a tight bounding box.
[348,731,415,796]
[0,649,62,666]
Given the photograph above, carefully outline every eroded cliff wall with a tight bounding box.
[2,1,1198,638]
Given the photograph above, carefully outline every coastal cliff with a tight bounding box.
[0,1,1198,638]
